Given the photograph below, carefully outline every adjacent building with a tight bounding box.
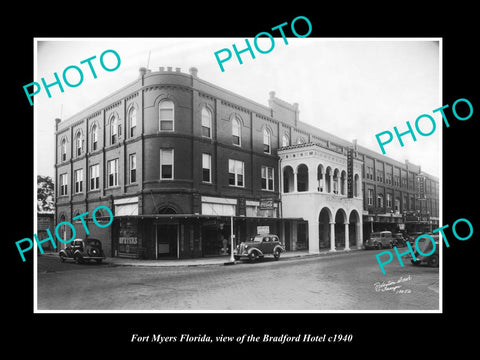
[54,66,439,259]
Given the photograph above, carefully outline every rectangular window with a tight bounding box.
[261,166,274,191]
[367,189,373,206]
[129,154,136,183]
[60,173,68,196]
[160,149,174,179]
[387,193,392,208]
[159,101,174,131]
[228,159,244,187]
[202,153,211,183]
[90,164,99,190]
[74,169,83,193]
[107,159,118,187]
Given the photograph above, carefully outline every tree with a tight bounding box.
[37,175,54,212]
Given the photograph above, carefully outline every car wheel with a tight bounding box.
[274,250,281,261]
[428,255,439,268]
[411,259,420,266]
[59,253,66,263]
[74,254,83,264]
[377,243,382,250]
[249,251,258,263]
[234,255,240,261]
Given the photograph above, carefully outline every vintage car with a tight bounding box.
[409,234,439,267]
[392,233,407,247]
[364,231,394,250]
[59,238,106,264]
[234,234,285,262]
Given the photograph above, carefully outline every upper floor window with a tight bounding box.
[261,166,274,191]
[107,159,118,187]
[377,193,384,208]
[367,189,373,205]
[201,107,212,138]
[75,131,83,156]
[297,137,305,145]
[202,153,212,183]
[60,173,68,196]
[232,116,241,146]
[263,128,271,154]
[91,124,98,151]
[129,154,136,183]
[61,138,67,161]
[110,116,118,145]
[159,100,174,131]
[74,169,83,193]
[228,159,244,187]
[128,107,137,138]
[89,164,100,190]
[282,134,289,147]
[160,149,174,179]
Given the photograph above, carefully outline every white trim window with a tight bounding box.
[228,159,244,187]
[202,153,212,183]
[129,107,137,138]
[75,131,83,156]
[107,159,118,187]
[387,193,392,208]
[74,169,83,193]
[110,116,118,145]
[201,107,212,138]
[159,100,174,131]
[160,149,174,179]
[261,166,274,191]
[232,116,241,146]
[129,153,136,183]
[91,124,98,151]
[282,133,289,147]
[263,128,271,154]
[60,173,68,196]
[61,138,67,161]
[89,164,100,190]
[367,189,373,206]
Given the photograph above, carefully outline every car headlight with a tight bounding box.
[244,245,248,249]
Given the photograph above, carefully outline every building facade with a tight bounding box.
[54,66,439,258]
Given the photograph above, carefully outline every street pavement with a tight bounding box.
[36,249,439,311]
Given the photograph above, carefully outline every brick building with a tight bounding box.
[54,66,439,258]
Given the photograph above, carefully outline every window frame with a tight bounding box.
[263,128,271,154]
[228,159,245,187]
[232,116,241,146]
[75,131,83,157]
[74,168,83,194]
[159,100,175,132]
[201,107,212,139]
[129,153,137,184]
[129,106,137,138]
[61,138,67,161]
[202,153,212,183]
[89,164,100,190]
[110,116,118,145]
[261,165,274,191]
[91,124,98,151]
[107,159,119,187]
[160,148,174,180]
[60,173,68,196]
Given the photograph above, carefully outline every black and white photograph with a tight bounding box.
[7,7,479,354]
[33,37,441,312]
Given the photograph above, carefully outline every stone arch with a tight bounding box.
[325,166,332,193]
[155,203,182,214]
[348,209,362,249]
[296,163,309,192]
[334,208,348,248]
[318,206,333,249]
[282,165,294,193]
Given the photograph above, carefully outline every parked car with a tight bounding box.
[409,234,439,267]
[392,233,407,247]
[364,231,394,250]
[59,238,106,264]
[234,234,285,262]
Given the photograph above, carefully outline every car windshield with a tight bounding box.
[86,239,101,247]
[250,235,264,242]
[371,232,381,237]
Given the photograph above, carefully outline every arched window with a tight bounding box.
[110,116,117,145]
[61,138,67,161]
[377,193,384,208]
[159,100,174,131]
[282,133,289,147]
[297,137,305,145]
[201,107,212,138]
[128,107,137,138]
[232,116,241,146]
[263,128,271,154]
[75,131,83,156]
[91,124,98,151]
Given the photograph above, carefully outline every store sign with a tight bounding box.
[347,148,353,198]
[416,175,426,200]
[259,198,274,210]
[119,237,138,255]
[257,226,270,234]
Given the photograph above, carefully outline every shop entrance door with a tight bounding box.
[156,224,178,259]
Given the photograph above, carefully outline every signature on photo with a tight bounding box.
[374,275,412,294]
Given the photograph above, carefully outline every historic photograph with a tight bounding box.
[34,37,441,312]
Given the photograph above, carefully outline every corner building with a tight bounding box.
[54,66,439,259]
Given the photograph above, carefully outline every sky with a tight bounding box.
[35,38,441,179]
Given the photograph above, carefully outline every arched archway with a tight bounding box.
[318,207,332,249]
[283,165,294,193]
[334,209,347,248]
[349,209,361,249]
[297,164,309,192]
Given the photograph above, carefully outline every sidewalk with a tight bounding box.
[43,248,362,267]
